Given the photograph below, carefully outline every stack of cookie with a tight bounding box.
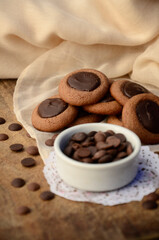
[32,69,159,144]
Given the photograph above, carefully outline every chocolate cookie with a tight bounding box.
[58,69,109,106]
[122,93,159,144]
[106,115,123,127]
[32,95,78,132]
[83,91,122,115]
[68,110,104,127]
[110,79,150,106]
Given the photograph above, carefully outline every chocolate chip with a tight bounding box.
[73,151,82,161]
[76,147,91,158]
[106,148,117,157]
[72,142,81,150]
[106,130,115,135]
[27,182,40,191]
[8,123,22,131]
[115,133,126,142]
[115,151,128,160]
[94,131,106,142]
[87,146,97,156]
[126,142,133,155]
[96,141,113,150]
[87,131,97,137]
[117,142,127,152]
[143,192,159,202]
[21,158,36,167]
[52,133,59,141]
[45,138,54,146]
[98,154,113,163]
[16,206,31,215]
[93,150,107,160]
[0,133,9,141]
[0,117,6,125]
[26,146,39,156]
[82,158,94,163]
[40,191,55,201]
[11,178,25,188]
[10,143,24,152]
[106,136,121,148]
[64,145,73,157]
[142,200,158,210]
[81,137,94,147]
[71,132,87,142]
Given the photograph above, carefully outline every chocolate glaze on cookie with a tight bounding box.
[136,100,159,133]
[122,81,149,98]
[67,72,100,91]
[38,98,68,118]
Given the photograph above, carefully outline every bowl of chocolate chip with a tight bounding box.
[54,123,141,191]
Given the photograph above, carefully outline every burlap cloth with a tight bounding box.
[1,0,159,161]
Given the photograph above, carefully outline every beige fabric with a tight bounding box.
[1,0,159,161]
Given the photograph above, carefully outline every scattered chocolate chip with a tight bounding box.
[10,143,24,152]
[27,182,40,191]
[0,133,9,141]
[16,206,31,215]
[143,192,159,202]
[0,117,6,125]
[11,178,25,188]
[26,146,39,156]
[52,133,59,141]
[142,200,158,210]
[21,158,36,167]
[45,138,54,146]
[8,123,22,131]
[40,191,55,201]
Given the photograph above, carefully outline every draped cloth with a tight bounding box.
[1,0,159,161]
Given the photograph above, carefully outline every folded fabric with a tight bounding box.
[0,0,159,160]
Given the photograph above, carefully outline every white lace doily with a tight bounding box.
[43,146,159,206]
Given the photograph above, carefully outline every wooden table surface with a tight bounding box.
[0,79,159,240]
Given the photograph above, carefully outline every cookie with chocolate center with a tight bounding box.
[58,69,109,106]
[122,93,159,144]
[110,79,150,106]
[83,90,122,115]
[32,95,78,132]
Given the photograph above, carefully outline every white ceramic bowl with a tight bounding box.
[54,123,141,192]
